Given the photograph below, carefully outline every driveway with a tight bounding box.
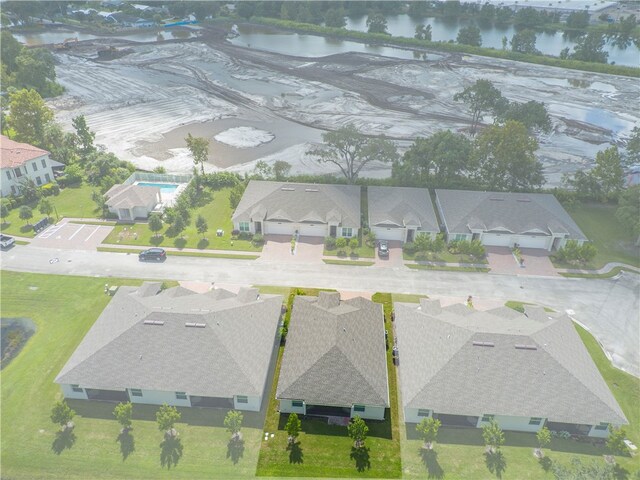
[30,219,114,251]
[373,241,404,268]
[258,235,324,264]
[486,246,558,277]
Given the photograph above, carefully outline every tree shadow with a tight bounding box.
[160,435,183,469]
[613,464,630,480]
[484,450,507,478]
[150,235,164,246]
[197,238,209,250]
[538,455,552,472]
[52,429,76,455]
[350,446,371,472]
[117,430,135,461]
[420,448,444,479]
[173,237,187,249]
[287,441,303,464]
[20,225,33,234]
[226,437,245,465]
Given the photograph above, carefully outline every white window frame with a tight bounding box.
[130,388,143,397]
[36,176,42,186]
[341,227,353,238]
[45,173,51,182]
[481,414,494,423]
[71,384,83,393]
[5,171,11,180]
[236,395,248,404]
[353,405,365,413]
[418,409,430,417]
[32,162,38,172]
[529,417,543,425]
[239,222,250,232]
[594,423,609,431]
[41,158,47,168]
[175,391,187,400]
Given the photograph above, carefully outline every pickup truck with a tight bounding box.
[0,234,15,249]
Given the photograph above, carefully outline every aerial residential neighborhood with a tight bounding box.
[1,1,639,480]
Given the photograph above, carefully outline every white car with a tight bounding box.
[0,234,16,249]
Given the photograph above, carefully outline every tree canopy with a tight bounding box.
[615,186,640,238]
[453,79,505,135]
[185,134,209,175]
[510,29,538,54]
[366,12,389,35]
[570,33,609,64]
[456,25,482,47]
[5,89,54,146]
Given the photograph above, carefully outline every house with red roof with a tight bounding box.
[0,136,57,197]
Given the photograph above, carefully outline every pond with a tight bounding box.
[12,28,198,46]
[1,318,36,370]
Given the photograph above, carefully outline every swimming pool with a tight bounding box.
[135,182,179,193]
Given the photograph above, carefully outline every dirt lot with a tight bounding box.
[48,25,638,186]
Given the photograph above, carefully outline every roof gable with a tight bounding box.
[368,186,439,232]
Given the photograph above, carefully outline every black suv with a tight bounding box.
[138,248,167,261]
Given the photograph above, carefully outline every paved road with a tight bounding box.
[2,245,638,377]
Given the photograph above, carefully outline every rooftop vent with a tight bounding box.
[143,320,164,326]
[305,188,319,192]
[516,198,532,202]
[281,187,295,191]
[515,344,537,350]
[186,322,206,328]
[489,197,504,201]
[472,341,494,347]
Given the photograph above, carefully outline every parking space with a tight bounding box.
[258,235,324,264]
[30,220,114,250]
[486,246,558,276]
[373,241,404,268]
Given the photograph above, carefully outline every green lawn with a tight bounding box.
[324,243,375,259]
[505,301,555,313]
[323,259,375,266]
[0,184,98,237]
[255,290,402,478]
[103,188,261,252]
[559,202,640,269]
[560,266,638,279]
[0,271,262,479]
[96,247,259,260]
[403,250,488,264]
[406,264,490,273]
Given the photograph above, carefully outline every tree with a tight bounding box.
[307,124,398,183]
[6,89,54,146]
[606,426,628,455]
[475,121,543,191]
[171,212,187,239]
[51,400,75,430]
[496,101,551,134]
[0,202,9,225]
[224,410,243,441]
[366,12,389,35]
[615,186,640,237]
[453,80,505,135]
[148,213,164,239]
[414,24,432,41]
[19,205,33,225]
[273,160,291,181]
[536,426,551,456]
[347,416,368,448]
[482,419,505,454]
[285,413,301,444]
[349,237,359,253]
[63,164,84,185]
[416,417,441,449]
[113,402,133,431]
[1,30,23,73]
[510,29,538,54]
[624,126,640,166]
[253,160,272,179]
[566,11,590,29]
[196,214,208,239]
[72,115,96,158]
[38,198,53,219]
[13,48,60,97]
[570,33,608,64]
[324,8,346,28]
[591,146,624,201]
[456,25,482,47]
[156,404,181,436]
[185,134,209,175]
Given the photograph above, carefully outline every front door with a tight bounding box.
[551,237,562,251]
[330,225,337,237]
[406,229,415,242]
[255,222,262,234]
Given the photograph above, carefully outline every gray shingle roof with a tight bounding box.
[435,189,587,240]
[395,301,627,426]
[368,186,439,232]
[232,180,361,229]
[276,293,389,407]
[105,184,161,210]
[55,284,282,397]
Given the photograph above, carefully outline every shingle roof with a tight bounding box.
[105,184,161,209]
[232,180,361,229]
[368,186,439,232]
[435,189,587,241]
[395,301,627,426]
[276,293,389,407]
[55,284,283,397]
[0,135,49,169]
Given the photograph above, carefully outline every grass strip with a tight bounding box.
[97,247,259,260]
[560,267,639,279]
[406,264,490,273]
[323,259,375,266]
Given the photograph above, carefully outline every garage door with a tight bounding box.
[265,222,296,235]
[481,233,512,247]
[299,223,327,237]
[516,236,550,250]
[372,226,405,242]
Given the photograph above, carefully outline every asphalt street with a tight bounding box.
[1,245,638,377]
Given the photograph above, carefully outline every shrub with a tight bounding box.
[203,172,241,190]
[231,229,240,237]
[349,237,359,251]
[403,242,418,255]
[41,183,60,196]
[324,236,337,249]
[238,231,253,241]
[252,233,264,245]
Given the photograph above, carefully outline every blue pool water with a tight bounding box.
[136,182,179,193]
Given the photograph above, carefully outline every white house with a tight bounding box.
[104,184,161,220]
[0,136,57,197]
[277,292,389,421]
[232,180,361,238]
[56,283,283,411]
[435,189,588,251]
[394,299,628,437]
[368,186,439,242]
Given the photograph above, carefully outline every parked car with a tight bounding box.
[0,235,15,249]
[138,248,166,261]
[378,240,389,258]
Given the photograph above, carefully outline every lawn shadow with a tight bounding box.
[538,455,552,472]
[117,430,135,460]
[226,437,245,465]
[150,235,164,246]
[20,224,33,234]
[420,448,444,479]
[350,446,371,472]
[198,238,210,249]
[173,237,187,249]
[287,441,303,464]
[484,450,507,478]
[613,464,630,480]
[52,429,76,455]
[160,435,183,469]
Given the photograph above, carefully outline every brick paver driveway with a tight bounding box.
[486,246,558,276]
[373,241,404,268]
[259,235,324,264]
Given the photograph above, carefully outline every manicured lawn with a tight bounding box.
[0,184,98,237]
[324,243,375,259]
[255,290,402,478]
[96,247,259,260]
[406,264,490,273]
[323,259,375,266]
[391,293,427,303]
[102,188,261,252]
[560,266,637,279]
[505,301,554,313]
[559,202,640,269]
[0,271,262,479]
[403,250,488,264]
